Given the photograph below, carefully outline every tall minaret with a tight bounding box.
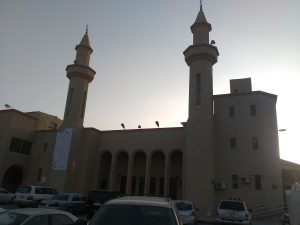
[62,28,96,128]
[183,3,219,215]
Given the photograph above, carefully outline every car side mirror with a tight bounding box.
[74,219,87,225]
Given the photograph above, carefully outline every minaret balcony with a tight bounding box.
[184,44,219,66]
[66,64,96,82]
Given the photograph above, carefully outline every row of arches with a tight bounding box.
[97,150,183,199]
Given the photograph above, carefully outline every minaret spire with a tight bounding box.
[62,31,96,129]
[183,3,219,213]
[85,24,88,35]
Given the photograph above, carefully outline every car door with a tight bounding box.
[50,214,75,225]
[23,215,49,225]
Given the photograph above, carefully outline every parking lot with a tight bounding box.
[1,202,282,225]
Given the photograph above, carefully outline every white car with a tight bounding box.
[0,208,78,225]
[14,185,58,207]
[0,187,15,203]
[38,193,87,214]
[75,196,183,225]
[175,200,198,225]
[216,200,251,225]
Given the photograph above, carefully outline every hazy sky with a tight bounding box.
[0,0,299,163]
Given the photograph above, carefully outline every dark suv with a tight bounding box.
[86,190,122,219]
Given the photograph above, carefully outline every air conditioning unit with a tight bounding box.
[240,176,251,184]
[215,181,227,190]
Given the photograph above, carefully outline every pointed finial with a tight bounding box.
[85,25,88,35]
[200,0,203,11]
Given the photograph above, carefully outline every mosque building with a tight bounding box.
[0,4,295,215]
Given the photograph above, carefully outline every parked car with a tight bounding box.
[75,196,182,225]
[216,200,251,225]
[38,193,86,214]
[0,187,15,203]
[14,185,58,207]
[0,207,5,213]
[281,213,290,225]
[0,208,78,225]
[85,190,122,219]
[175,200,198,225]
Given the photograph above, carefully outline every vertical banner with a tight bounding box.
[52,128,73,171]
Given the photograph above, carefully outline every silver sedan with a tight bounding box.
[0,208,78,225]
[0,187,15,204]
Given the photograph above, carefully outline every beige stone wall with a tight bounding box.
[0,110,37,188]
[214,92,283,208]
[26,131,57,187]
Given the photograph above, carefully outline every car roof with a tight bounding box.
[7,208,72,216]
[105,196,173,208]
[220,200,246,203]
[174,200,193,204]
[18,185,55,188]
[56,193,84,196]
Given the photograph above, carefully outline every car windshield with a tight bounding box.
[0,212,28,225]
[176,202,192,210]
[90,204,177,225]
[51,194,70,201]
[219,201,245,211]
[16,186,31,194]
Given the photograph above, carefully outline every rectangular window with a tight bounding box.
[9,137,32,155]
[250,105,256,116]
[37,168,42,181]
[229,106,235,118]
[80,91,87,119]
[43,143,48,152]
[252,137,259,150]
[149,177,156,195]
[232,175,239,189]
[255,175,262,190]
[230,138,236,149]
[65,88,74,117]
[196,74,201,106]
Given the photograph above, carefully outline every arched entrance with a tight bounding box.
[169,151,183,200]
[150,151,165,197]
[131,151,146,195]
[2,165,23,192]
[98,152,112,190]
[114,151,129,194]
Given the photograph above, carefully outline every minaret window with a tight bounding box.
[80,91,87,119]
[65,88,74,117]
[196,74,201,106]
